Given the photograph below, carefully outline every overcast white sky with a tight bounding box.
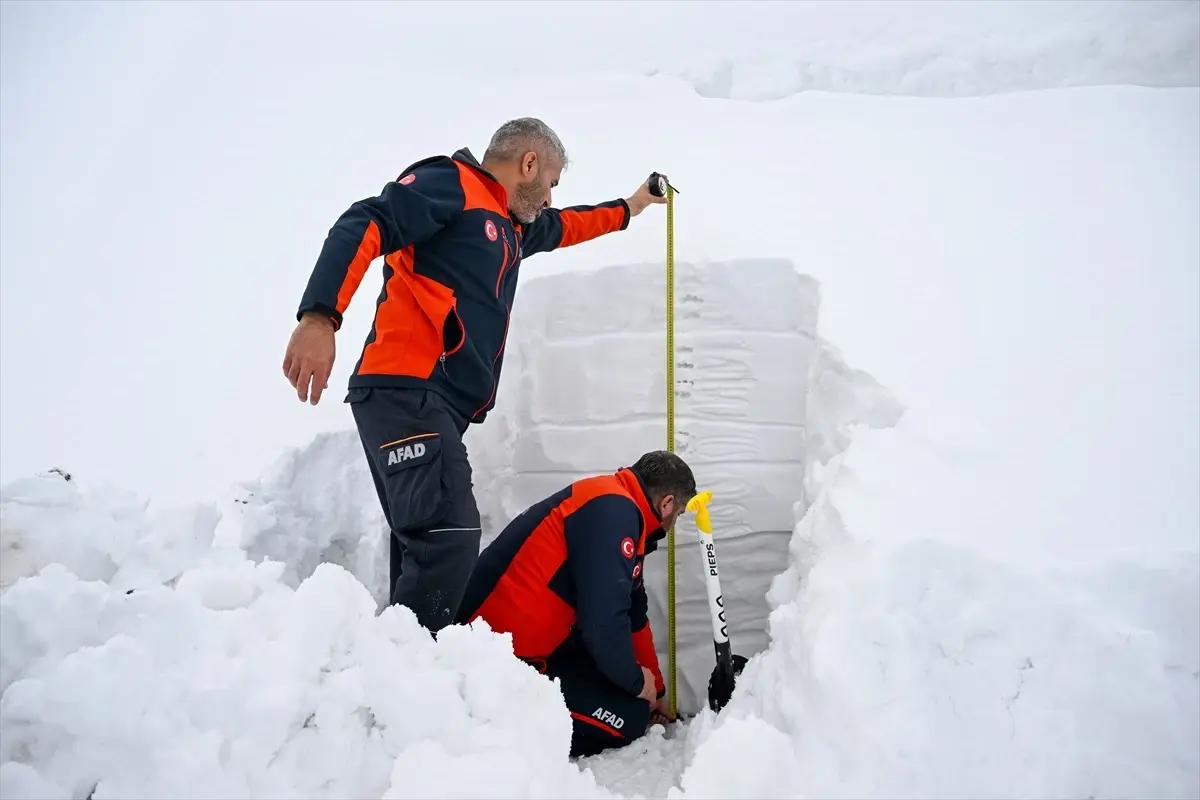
[1,0,1196,503]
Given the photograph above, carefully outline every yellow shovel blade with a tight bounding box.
[686,490,714,534]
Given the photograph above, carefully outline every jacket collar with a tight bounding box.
[615,467,667,554]
[452,147,510,218]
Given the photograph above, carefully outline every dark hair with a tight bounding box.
[630,450,697,505]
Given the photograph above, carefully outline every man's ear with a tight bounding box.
[520,151,538,178]
[659,494,676,519]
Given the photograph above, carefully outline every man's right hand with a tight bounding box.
[283,312,336,405]
[649,696,675,727]
[638,666,657,703]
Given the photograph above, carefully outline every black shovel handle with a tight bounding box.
[707,650,748,713]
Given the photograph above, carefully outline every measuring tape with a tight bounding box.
[648,171,680,718]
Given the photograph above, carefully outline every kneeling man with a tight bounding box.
[456,450,696,757]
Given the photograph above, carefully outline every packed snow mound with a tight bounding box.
[224,431,390,609]
[670,414,1200,800]
[0,479,616,800]
[639,0,1200,101]
[0,470,220,593]
[0,438,391,607]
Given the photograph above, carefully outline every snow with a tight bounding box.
[637,0,1200,101]
[0,548,613,799]
[2,1,1199,799]
[467,258,902,715]
[685,475,1199,798]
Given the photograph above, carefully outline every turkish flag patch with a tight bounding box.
[621,537,635,559]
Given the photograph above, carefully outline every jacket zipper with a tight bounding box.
[473,226,518,419]
[439,305,465,375]
[495,236,512,298]
[472,314,509,419]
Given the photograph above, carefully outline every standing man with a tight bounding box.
[282,118,668,634]
[455,450,695,757]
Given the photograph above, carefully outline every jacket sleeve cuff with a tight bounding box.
[627,667,647,697]
[297,303,343,331]
[618,198,631,231]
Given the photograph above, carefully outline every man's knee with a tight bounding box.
[569,703,650,758]
[421,527,482,583]
[391,528,480,630]
[396,450,483,624]
[546,650,653,758]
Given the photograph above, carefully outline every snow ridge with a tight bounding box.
[640,1,1200,101]
[671,416,1200,799]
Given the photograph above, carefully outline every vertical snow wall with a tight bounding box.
[467,257,903,714]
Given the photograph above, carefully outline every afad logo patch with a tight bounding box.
[379,432,438,474]
[484,219,498,241]
[387,441,425,465]
[621,537,635,559]
[398,173,416,185]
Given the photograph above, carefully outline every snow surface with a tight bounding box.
[2,1,1199,799]
[635,0,1200,101]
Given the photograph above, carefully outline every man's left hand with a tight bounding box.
[626,174,670,217]
[649,696,676,727]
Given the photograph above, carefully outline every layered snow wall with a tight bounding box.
[468,257,902,714]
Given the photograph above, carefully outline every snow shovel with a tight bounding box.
[686,490,749,713]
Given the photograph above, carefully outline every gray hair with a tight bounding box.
[483,117,569,169]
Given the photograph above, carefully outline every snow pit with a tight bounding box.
[0,255,899,798]
[2,247,1197,798]
[468,257,902,715]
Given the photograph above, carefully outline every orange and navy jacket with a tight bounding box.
[455,467,668,698]
[295,147,630,423]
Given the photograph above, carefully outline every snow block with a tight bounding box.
[468,257,895,716]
